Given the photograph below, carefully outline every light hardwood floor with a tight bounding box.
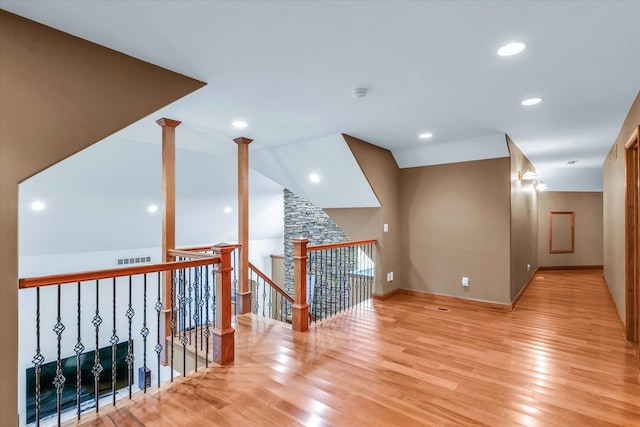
[71,269,640,426]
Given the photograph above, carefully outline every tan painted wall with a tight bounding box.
[398,158,512,304]
[508,136,538,300]
[537,192,603,267]
[0,11,204,424]
[342,136,400,294]
[603,91,640,321]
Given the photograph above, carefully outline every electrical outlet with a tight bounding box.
[383,223,389,233]
[527,264,531,272]
[462,277,469,287]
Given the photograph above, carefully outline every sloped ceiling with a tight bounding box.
[19,138,285,256]
[251,134,380,209]
[1,1,639,193]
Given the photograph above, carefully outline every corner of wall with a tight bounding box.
[506,135,539,302]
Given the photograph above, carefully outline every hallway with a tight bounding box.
[72,269,640,426]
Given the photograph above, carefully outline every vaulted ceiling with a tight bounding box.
[3,1,639,194]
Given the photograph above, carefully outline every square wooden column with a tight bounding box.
[234,137,253,313]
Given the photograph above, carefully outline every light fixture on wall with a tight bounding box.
[535,180,548,191]
[518,168,538,180]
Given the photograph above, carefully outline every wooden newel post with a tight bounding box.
[234,137,253,314]
[292,238,310,332]
[212,243,235,364]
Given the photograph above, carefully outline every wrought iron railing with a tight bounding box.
[292,239,376,329]
[247,262,316,324]
[19,245,235,426]
[174,244,240,315]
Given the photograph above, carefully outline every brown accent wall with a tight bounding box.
[342,135,400,294]
[603,91,640,321]
[507,136,538,300]
[0,11,204,423]
[538,192,603,267]
[398,158,512,304]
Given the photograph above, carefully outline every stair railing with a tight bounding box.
[18,243,235,427]
[248,262,316,324]
[292,238,377,332]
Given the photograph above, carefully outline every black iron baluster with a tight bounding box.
[211,268,217,328]
[187,267,193,345]
[75,282,85,420]
[254,270,259,315]
[110,277,119,406]
[33,287,44,427]
[368,243,372,300]
[261,275,267,318]
[170,270,176,383]
[204,265,210,369]
[126,276,135,399]
[180,269,188,376]
[193,267,199,372]
[53,284,66,425]
[312,251,318,323]
[233,248,238,316]
[92,280,103,413]
[199,266,204,351]
[155,271,163,388]
[141,274,150,393]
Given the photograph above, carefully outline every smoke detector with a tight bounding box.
[352,88,367,98]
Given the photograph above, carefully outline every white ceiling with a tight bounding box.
[19,138,286,256]
[3,0,640,193]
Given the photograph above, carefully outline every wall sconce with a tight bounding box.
[518,168,538,180]
[535,180,548,191]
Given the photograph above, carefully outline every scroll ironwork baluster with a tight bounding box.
[170,270,176,383]
[92,280,103,413]
[199,266,204,351]
[32,287,44,427]
[110,277,119,406]
[181,269,188,376]
[204,265,210,369]
[187,267,193,345]
[233,248,238,316]
[155,271,163,388]
[126,276,135,399]
[141,274,150,393]
[193,266,200,372]
[261,276,267,317]
[75,282,84,420]
[53,284,66,425]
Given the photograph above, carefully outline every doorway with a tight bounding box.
[624,125,640,345]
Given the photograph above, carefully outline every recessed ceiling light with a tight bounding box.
[232,121,248,128]
[497,42,526,56]
[224,206,232,213]
[31,201,45,211]
[148,204,158,213]
[309,173,320,183]
[419,133,433,139]
[521,97,542,106]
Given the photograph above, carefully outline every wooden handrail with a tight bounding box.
[248,261,316,322]
[307,239,377,252]
[168,249,217,259]
[19,256,221,289]
[177,243,241,252]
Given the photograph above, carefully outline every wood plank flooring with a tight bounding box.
[71,269,640,426]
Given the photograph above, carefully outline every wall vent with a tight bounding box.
[425,305,450,312]
[116,256,152,266]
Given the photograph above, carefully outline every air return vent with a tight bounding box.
[116,256,152,266]
[425,305,450,312]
